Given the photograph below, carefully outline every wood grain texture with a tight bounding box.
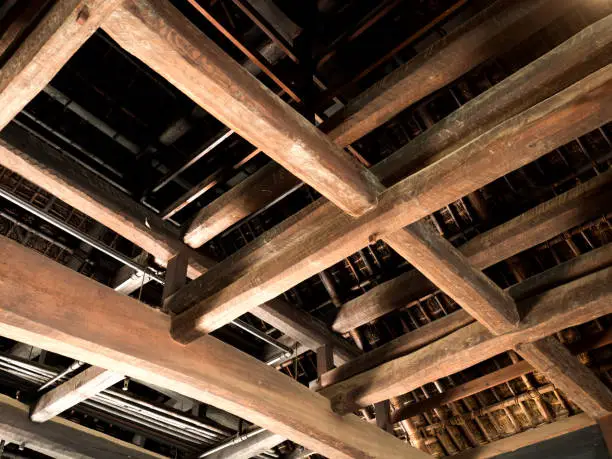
[170,65,612,342]
[0,393,164,458]
[384,222,519,333]
[0,0,121,130]
[322,0,576,147]
[452,413,595,459]
[318,265,612,413]
[0,123,215,278]
[31,366,123,423]
[102,0,382,217]
[182,4,612,250]
[334,168,612,333]
[0,236,426,459]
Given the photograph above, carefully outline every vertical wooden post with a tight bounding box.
[316,344,334,376]
[162,251,188,312]
[375,400,392,433]
[598,414,612,456]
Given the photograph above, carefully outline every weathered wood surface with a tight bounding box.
[0,393,164,458]
[31,366,123,423]
[183,4,612,250]
[0,0,121,130]
[0,0,50,60]
[0,236,427,459]
[170,65,612,342]
[318,265,612,413]
[0,124,215,278]
[334,166,612,333]
[598,413,612,456]
[453,413,595,459]
[102,0,382,217]
[384,222,519,333]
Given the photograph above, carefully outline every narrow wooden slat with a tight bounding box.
[333,168,612,333]
[102,0,381,217]
[31,366,124,423]
[170,64,612,342]
[318,266,612,414]
[0,0,122,130]
[452,413,595,459]
[0,393,164,458]
[183,7,612,250]
[0,236,426,459]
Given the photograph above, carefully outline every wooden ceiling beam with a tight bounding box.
[0,0,121,130]
[183,0,602,249]
[318,263,612,413]
[102,0,381,217]
[0,236,426,459]
[30,366,123,423]
[169,64,612,342]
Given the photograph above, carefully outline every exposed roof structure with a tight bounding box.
[0,0,611,458]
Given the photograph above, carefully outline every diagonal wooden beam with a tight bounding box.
[334,168,612,333]
[102,0,381,217]
[0,0,122,130]
[0,236,426,459]
[384,221,612,418]
[0,393,164,459]
[181,0,597,250]
[30,366,124,423]
[169,64,612,342]
[318,265,612,413]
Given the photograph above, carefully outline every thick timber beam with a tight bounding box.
[0,393,164,459]
[102,0,381,217]
[169,64,612,342]
[31,366,124,423]
[0,0,121,130]
[319,261,612,413]
[183,6,611,249]
[0,236,426,459]
[334,168,612,333]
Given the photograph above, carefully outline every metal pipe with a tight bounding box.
[0,210,74,253]
[198,427,266,458]
[231,319,293,357]
[0,186,165,285]
[37,360,84,392]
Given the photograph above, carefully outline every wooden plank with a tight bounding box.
[183,4,612,250]
[383,222,519,333]
[517,338,612,419]
[0,124,215,279]
[389,360,534,424]
[333,166,612,334]
[205,430,286,459]
[169,64,612,343]
[0,393,164,459]
[321,0,576,147]
[31,366,124,423]
[102,0,381,217]
[598,413,612,456]
[452,413,595,459]
[0,0,50,60]
[0,0,121,130]
[318,266,612,414]
[321,310,474,388]
[0,236,426,459]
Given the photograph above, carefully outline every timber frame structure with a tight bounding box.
[0,0,611,457]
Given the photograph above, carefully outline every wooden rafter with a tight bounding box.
[169,64,612,342]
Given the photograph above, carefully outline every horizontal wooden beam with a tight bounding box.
[0,0,121,130]
[31,366,123,423]
[183,8,612,249]
[169,64,612,342]
[102,0,381,217]
[0,236,426,459]
[333,166,612,333]
[318,263,612,413]
[324,242,612,390]
[0,393,163,458]
[452,413,596,459]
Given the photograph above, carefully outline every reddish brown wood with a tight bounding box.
[170,65,612,342]
[103,0,382,217]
